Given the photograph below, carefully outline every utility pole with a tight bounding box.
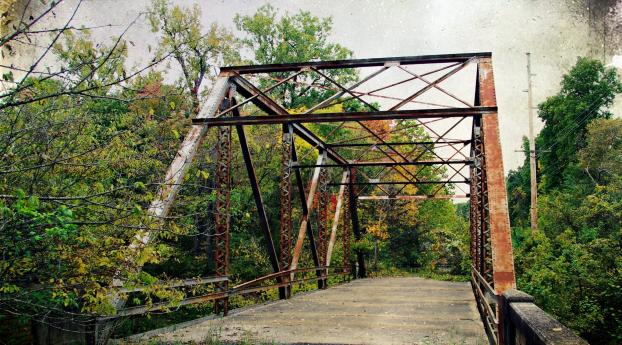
[526,52,538,232]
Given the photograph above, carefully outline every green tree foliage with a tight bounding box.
[537,57,622,191]
[579,118,622,184]
[8,1,604,342]
[506,137,531,227]
[234,5,356,109]
[148,0,240,112]
[509,57,622,344]
[0,51,190,318]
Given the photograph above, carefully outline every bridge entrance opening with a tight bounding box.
[107,53,522,344]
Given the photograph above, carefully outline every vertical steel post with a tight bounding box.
[214,101,232,315]
[470,119,482,273]
[232,98,285,299]
[317,166,329,288]
[325,171,349,269]
[279,124,294,298]
[348,168,366,278]
[290,146,323,281]
[477,57,517,345]
[343,182,352,278]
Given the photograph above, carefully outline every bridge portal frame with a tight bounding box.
[103,52,516,345]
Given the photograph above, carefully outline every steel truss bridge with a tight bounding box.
[92,53,586,345]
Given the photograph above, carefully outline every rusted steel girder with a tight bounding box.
[279,125,294,271]
[328,140,471,147]
[329,180,470,186]
[317,166,330,288]
[294,159,472,168]
[347,168,366,278]
[290,150,324,276]
[470,57,516,345]
[219,52,491,74]
[342,183,352,276]
[477,58,516,294]
[192,107,493,126]
[358,195,469,200]
[213,117,231,315]
[231,98,286,300]
[326,171,348,268]
[279,125,294,298]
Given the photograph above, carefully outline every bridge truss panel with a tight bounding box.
[103,52,516,345]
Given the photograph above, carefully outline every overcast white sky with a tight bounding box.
[12,0,622,173]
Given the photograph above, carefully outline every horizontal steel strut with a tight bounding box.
[220,52,492,73]
[192,107,497,126]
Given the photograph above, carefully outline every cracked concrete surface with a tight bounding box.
[131,277,487,345]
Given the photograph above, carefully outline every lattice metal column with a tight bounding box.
[469,153,479,270]
[342,184,351,276]
[480,151,492,284]
[214,124,232,315]
[279,126,293,270]
[473,124,488,282]
[317,166,330,288]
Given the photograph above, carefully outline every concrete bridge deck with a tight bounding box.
[131,277,487,345]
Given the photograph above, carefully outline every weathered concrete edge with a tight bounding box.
[116,279,356,342]
[503,289,588,345]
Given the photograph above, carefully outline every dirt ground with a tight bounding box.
[126,277,488,345]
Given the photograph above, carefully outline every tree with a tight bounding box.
[234,5,357,109]
[513,97,622,345]
[579,118,622,184]
[148,0,239,113]
[537,57,622,190]
[506,137,532,227]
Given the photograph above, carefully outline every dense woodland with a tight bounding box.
[507,57,622,344]
[0,1,620,344]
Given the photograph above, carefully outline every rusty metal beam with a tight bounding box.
[192,107,494,126]
[220,52,491,74]
[478,58,516,294]
[230,75,348,166]
[326,171,348,267]
[342,183,352,275]
[213,97,232,314]
[328,140,471,147]
[295,159,472,168]
[279,125,294,271]
[290,151,325,272]
[476,57,516,345]
[317,166,330,288]
[233,99,283,284]
[347,168,366,278]
[358,195,469,200]
[329,180,469,186]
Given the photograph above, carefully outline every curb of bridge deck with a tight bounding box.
[501,289,588,345]
[115,278,359,343]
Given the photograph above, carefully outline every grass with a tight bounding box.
[366,264,470,282]
[412,269,470,282]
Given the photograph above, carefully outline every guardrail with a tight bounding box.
[105,266,348,319]
[500,289,588,345]
[471,269,587,345]
[471,266,499,344]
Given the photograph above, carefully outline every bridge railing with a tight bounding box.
[500,289,588,345]
[471,269,587,345]
[471,266,499,344]
[103,266,349,319]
